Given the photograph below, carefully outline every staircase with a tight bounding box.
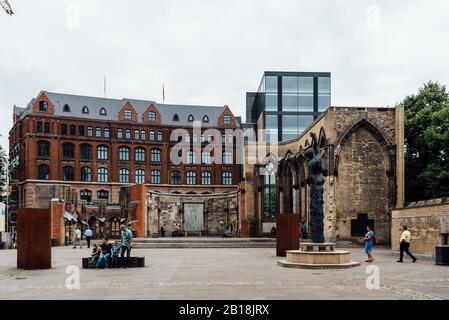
[131,237,277,249]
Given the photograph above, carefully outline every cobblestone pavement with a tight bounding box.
[0,247,448,300]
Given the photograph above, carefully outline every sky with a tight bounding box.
[1,0,449,150]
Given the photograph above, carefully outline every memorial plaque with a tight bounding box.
[183,203,204,231]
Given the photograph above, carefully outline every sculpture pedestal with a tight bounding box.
[278,243,360,269]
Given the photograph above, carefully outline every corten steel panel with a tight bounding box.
[276,213,300,257]
[17,208,52,270]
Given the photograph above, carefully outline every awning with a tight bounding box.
[63,211,77,222]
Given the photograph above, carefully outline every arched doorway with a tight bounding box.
[109,217,121,238]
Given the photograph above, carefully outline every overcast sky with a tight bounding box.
[1,0,449,149]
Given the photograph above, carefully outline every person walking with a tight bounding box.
[397,226,417,263]
[120,225,133,268]
[364,226,375,263]
[73,227,82,249]
[84,227,93,248]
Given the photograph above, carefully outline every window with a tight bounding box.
[81,167,92,182]
[36,121,43,133]
[148,112,156,121]
[134,130,139,140]
[63,166,75,181]
[193,133,198,143]
[203,115,209,123]
[223,115,231,124]
[222,152,232,164]
[80,144,92,160]
[124,109,132,120]
[150,170,161,184]
[222,171,232,185]
[87,127,93,137]
[44,122,51,134]
[100,108,107,116]
[119,147,130,161]
[69,125,76,136]
[38,165,50,180]
[135,148,146,162]
[119,168,130,183]
[201,172,211,185]
[117,128,123,139]
[39,101,48,112]
[185,133,190,143]
[61,124,67,135]
[263,162,277,220]
[141,130,146,140]
[80,189,92,202]
[173,114,179,122]
[202,151,211,164]
[97,167,108,182]
[63,143,74,159]
[187,171,196,185]
[135,169,146,184]
[265,76,278,93]
[188,114,194,122]
[149,131,155,141]
[78,125,85,137]
[96,127,102,138]
[63,104,70,112]
[104,128,110,138]
[150,148,161,162]
[125,129,131,140]
[82,106,89,114]
[187,151,196,164]
[97,190,109,200]
[171,171,181,185]
[97,145,108,160]
[37,141,50,157]
[157,131,163,141]
[318,77,331,112]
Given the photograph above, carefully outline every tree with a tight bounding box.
[403,81,449,202]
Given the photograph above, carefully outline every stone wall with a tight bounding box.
[392,199,449,256]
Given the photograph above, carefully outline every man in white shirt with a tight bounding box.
[397,226,417,263]
[73,227,82,249]
[84,227,93,248]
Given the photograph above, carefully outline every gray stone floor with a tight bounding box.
[0,247,448,300]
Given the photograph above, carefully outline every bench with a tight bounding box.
[82,257,145,269]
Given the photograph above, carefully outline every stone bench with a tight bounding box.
[82,257,145,269]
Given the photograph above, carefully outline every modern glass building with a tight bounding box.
[246,71,331,142]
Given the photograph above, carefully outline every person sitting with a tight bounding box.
[111,240,120,268]
[96,238,112,269]
[89,244,101,265]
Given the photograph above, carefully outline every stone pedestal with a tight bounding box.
[278,243,360,269]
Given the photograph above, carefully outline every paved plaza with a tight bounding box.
[0,246,448,300]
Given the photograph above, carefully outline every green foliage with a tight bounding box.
[404,81,449,201]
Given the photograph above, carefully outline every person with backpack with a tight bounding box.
[364,225,375,263]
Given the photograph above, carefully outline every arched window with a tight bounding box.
[187,171,196,185]
[39,101,48,112]
[117,128,123,139]
[148,112,156,121]
[151,148,161,163]
[62,143,75,159]
[78,125,85,136]
[44,122,51,134]
[81,167,92,182]
[82,106,89,114]
[38,165,49,180]
[87,126,93,137]
[36,121,43,133]
[124,109,132,120]
[134,130,140,140]
[97,167,108,182]
[157,131,163,141]
[100,108,107,116]
[135,169,146,184]
[63,104,70,112]
[63,166,75,181]
[125,129,131,140]
[203,115,209,123]
[202,151,211,164]
[80,144,92,160]
[97,145,108,160]
[119,147,130,161]
[69,125,76,136]
[135,148,146,162]
[149,131,155,141]
[61,124,67,135]
[201,172,211,185]
[141,130,146,140]
[224,115,231,124]
[173,114,179,122]
[222,152,232,164]
[96,127,102,137]
[80,189,92,202]
[150,170,161,184]
[171,171,181,185]
[188,114,194,122]
[97,190,109,200]
[37,141,50,157]
[119,168,130,183]
[104,128,110,138]
[187,151,196,164]
[222,171,232,185]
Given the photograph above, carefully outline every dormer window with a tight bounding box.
[63,104,70,112]
[203,115,209,123]
[224,115,231,124]
[100,108,107,116]
[173,114,179,122]
[188,114,194,122]
[124,109,132,120]
[39,101,48,112]
[82,106,89,114]
[148,112,156,121]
